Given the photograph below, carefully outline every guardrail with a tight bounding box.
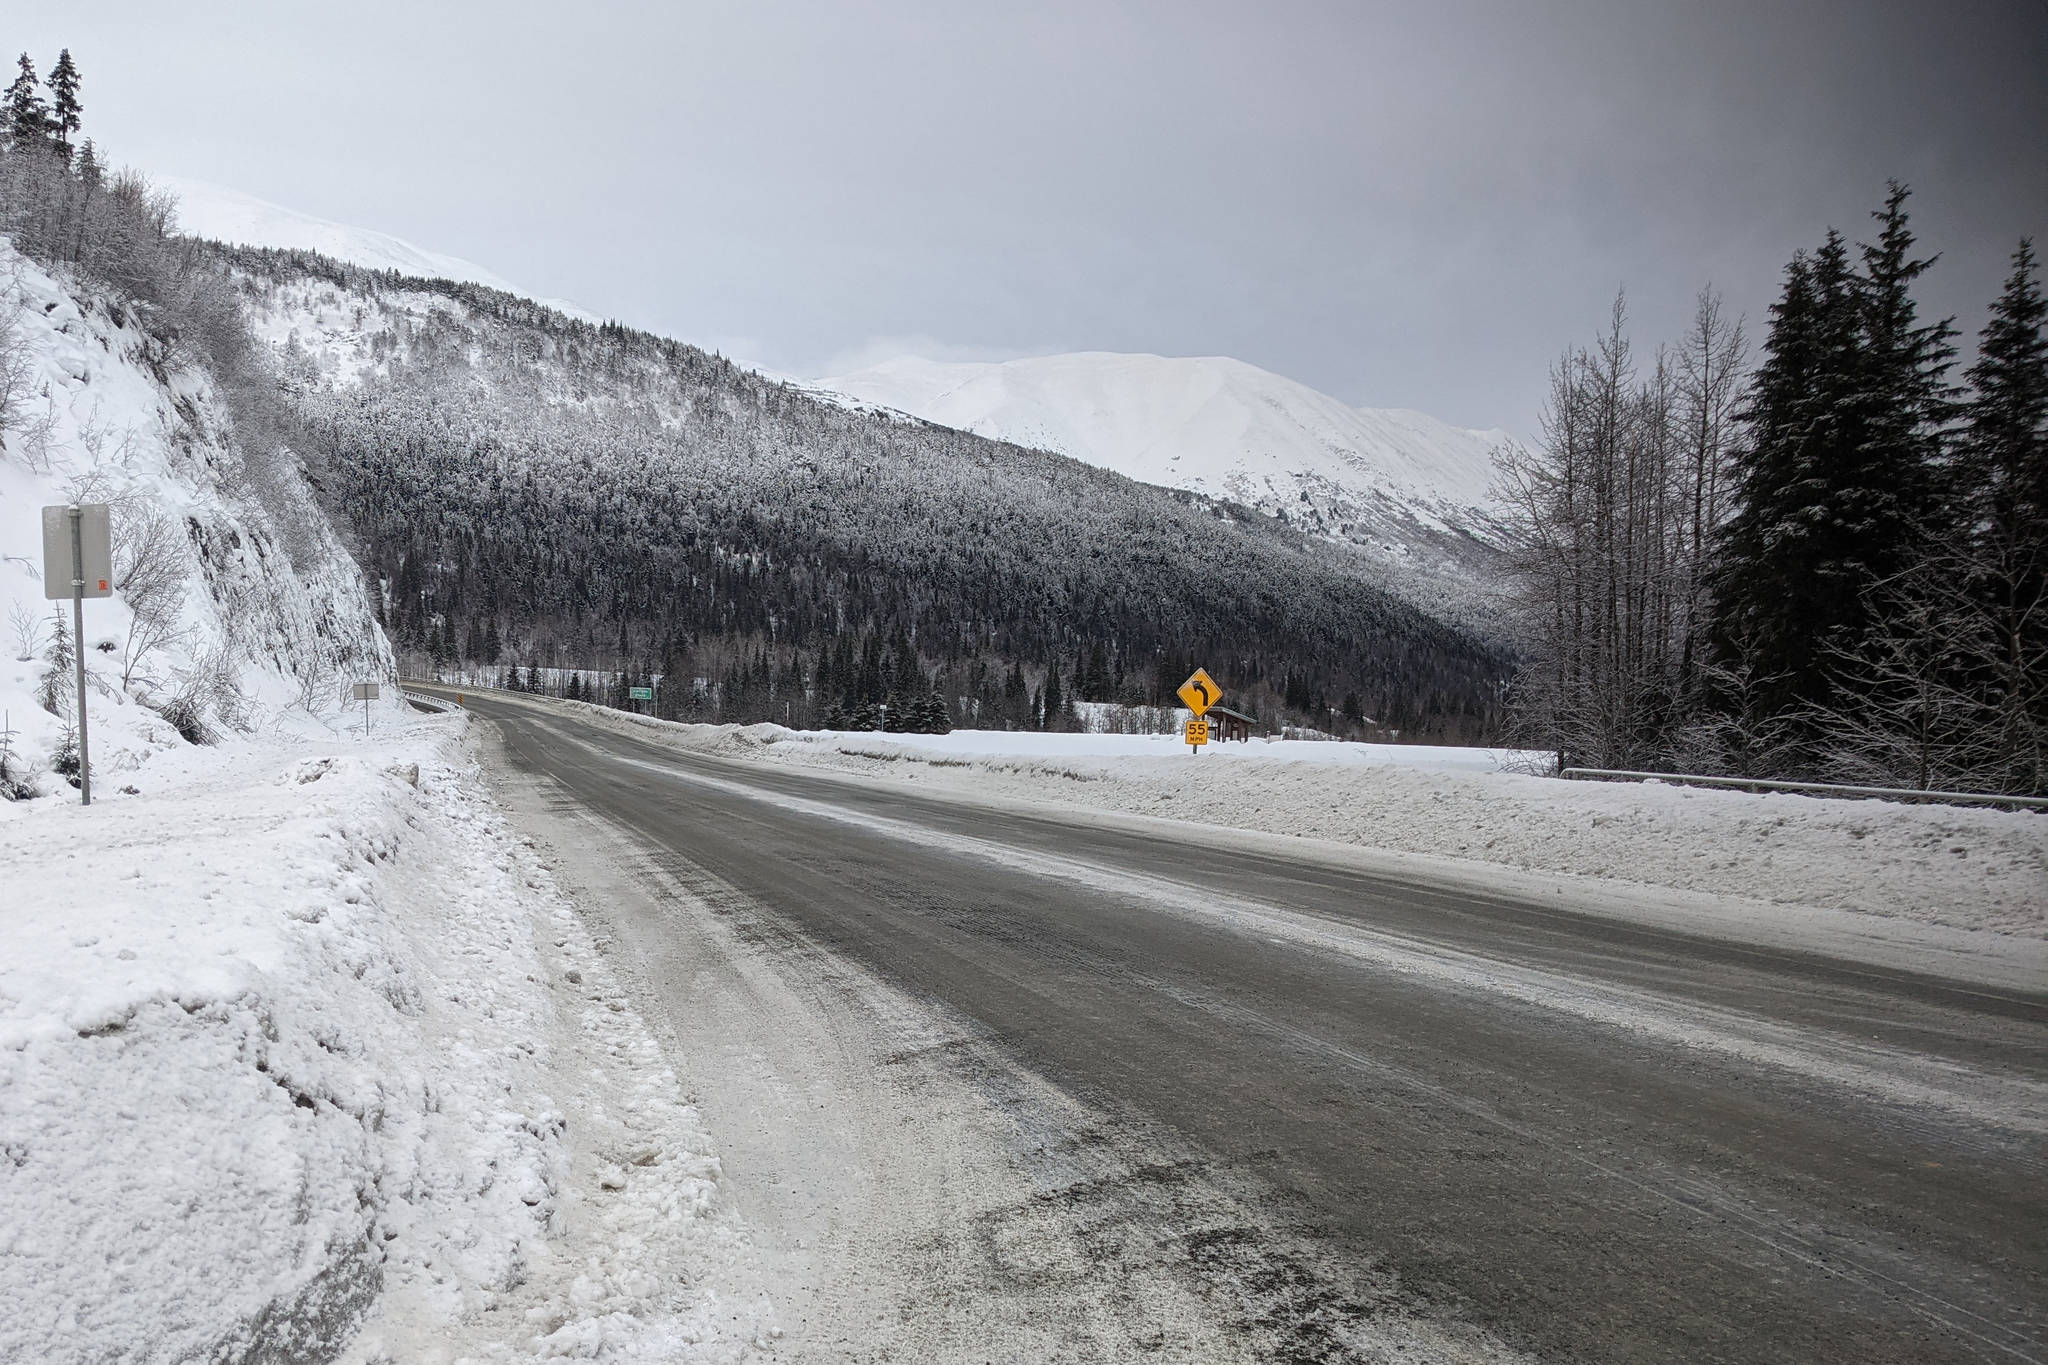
[399,687,460,714]
[1560,767,2048,812]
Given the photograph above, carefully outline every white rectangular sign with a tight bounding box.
[351,682,381,701]
[41,504,113,600]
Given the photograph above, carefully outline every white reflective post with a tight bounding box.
[69,506,90,806]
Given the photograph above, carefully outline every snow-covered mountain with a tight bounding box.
[817,352,1511,624]
[160,176,596,321]
[818,352,1506,520]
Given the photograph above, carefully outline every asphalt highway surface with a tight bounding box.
[435,687,2048,1364]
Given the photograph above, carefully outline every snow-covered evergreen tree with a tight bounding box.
[5,53,48,147]
[1854,182,1959,544]
[1963,240,2048,574]
[44,49,81,156]
[1709,188,1956,760]
[1712,234,1865,731]
[1956,239,2048,793]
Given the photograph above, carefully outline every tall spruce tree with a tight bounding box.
[1855,183,1959,544]
[1711,190,1955,760]
[1964,240,2048,564]
[44,49,80,154]
[1959,239,2048,792]
[1711,234,1865,725]
[5,53,48,146]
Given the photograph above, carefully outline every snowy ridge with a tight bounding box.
[816,352,1509,527]
[160,177,598,323]
[815,351,1514,626]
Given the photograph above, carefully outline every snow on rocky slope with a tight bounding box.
[0,237,390,791]
[816,351,1513,622]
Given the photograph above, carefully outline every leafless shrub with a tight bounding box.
[158,643,249,744]
[64,475,196,690]
[114,501,192,689]
[7,602,45,662]
[1805,547,2047,795]
[0,263,35,459]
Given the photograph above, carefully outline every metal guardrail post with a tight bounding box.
[1559,767,2048,812]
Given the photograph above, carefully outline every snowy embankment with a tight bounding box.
[0,712,769,1363]
[537,700,2048,946]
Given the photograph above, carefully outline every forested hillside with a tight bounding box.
[211,247,1507,740]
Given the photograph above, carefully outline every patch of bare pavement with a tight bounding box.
[443,687,2048,1364]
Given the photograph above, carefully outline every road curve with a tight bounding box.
[439,687,2048,1364]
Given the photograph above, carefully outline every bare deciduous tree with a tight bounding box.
[1492,289,1748,772]
[7,600,45,662]
[0,261,33,455]
[1671,290,1749,702]
[64,473,194,691]
[113,500,191,690]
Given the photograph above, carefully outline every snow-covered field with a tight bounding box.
[0,711,769,1363]
[543,704,2048,952]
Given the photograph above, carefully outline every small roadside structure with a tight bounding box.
[1203,704,1258,743]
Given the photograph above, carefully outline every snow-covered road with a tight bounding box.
[9,684,2042,1362]
[461,688,2048,1365]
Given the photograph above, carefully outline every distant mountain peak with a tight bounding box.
[815,349,1512,627]
[816,350,1509,515]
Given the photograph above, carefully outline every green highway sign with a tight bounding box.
[629,686,654,700]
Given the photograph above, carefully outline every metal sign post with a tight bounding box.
[351,682,380,734]
[42,504,112,806]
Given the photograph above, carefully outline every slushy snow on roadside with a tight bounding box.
[0,711,772,1363]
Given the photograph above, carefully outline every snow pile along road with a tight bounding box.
[0,713,769,1363]
[540,701,2048,943]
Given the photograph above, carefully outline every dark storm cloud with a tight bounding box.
[19,0,2047,432]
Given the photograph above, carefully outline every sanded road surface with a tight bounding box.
[444,688,2048,1364]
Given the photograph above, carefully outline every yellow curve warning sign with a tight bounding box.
[1177,667,1222,716]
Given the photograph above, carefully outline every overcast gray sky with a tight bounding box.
[15,0,2046,433]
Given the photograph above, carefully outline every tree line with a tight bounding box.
[1495,185,2045,795]
[5,48,89,172]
